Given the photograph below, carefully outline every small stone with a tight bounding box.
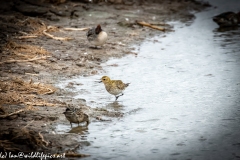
[48,116,58,121]
[7,114,18,120]
[15,4,48,16]
[76,63,85,67]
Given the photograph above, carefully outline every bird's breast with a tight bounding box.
[96,31,108,45]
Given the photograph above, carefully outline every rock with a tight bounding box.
[44,12,60,22]
[117,19,134,27]
[14,4,48,17]
[61,54,71,61]
[69,55,79,61]
[14,64,35,74]
[66,82,75,89]
[91,70,98,75]
[53,53,61,60]
[48,116,58,121]
[50,9,68,17]
[15,69,25,75]
[76,63,85,67]
[48,57,57,62]
[34,116,43,120]
[18,64,35,74]
[33,68,40,74]
[47,15,60,21]
[7,114,18,120]
[108,0,123,4]
[78,99,86,103]
[49,0,67,5]
[23,0,48,7]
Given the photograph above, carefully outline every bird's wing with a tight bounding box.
[86,27,95,37]
[114,80,125,90]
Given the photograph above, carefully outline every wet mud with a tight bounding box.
[0,0,210,157]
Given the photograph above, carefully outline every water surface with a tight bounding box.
[57,1,240,159]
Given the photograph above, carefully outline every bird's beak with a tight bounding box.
[63,112,66,114]
[95,79,102,83]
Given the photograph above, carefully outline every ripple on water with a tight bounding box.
[55,1,240,159]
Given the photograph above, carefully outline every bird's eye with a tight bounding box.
[103,79,105,80]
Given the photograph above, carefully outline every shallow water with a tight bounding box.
[57,1,240,159]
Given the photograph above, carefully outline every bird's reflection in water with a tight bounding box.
[68,125,89,134]
[105,101,125,111]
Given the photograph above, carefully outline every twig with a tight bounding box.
[65,153,90,157]
[0,109,24,118]
[24,102,57,106]
[38,132,49,147]
[25,73,39,76]
[0,56,50,65]
[22,120,34,129]
[19,31,28,35]
[18,35,38,39]
[63,27,89,31]
[136,21,165,31]
[149,22,170,26]
[43,30,73,41]
[41,88,55,95]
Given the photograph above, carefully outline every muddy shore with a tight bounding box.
[0,0,210,157]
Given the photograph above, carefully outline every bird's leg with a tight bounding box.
[118,93,124,97]
[70,122,72,128]
[115,94,124,101]
[78,122,79,126]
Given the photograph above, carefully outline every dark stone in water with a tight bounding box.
[15,4,48,16]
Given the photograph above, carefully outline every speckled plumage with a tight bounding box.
[63,107,89,127]
[86,24,108,47]
[100,76,130,101]
[213,11,240,27]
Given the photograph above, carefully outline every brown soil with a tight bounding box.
[0,0,210,157]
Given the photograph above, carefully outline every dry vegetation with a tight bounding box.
[0,17,70,109]
[0,0,210,156]
[0,77,56,106]
[1,41,50,65]
[0,14,92,155]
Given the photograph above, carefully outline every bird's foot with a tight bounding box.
[115,94,124,101]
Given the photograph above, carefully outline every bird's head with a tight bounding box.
[63,107,71,114]
[95,24,102,34]
[99,76,111,84]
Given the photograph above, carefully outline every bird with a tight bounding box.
[99,76,130,101]
[86,24,108,48]
[213,11,240,28]
[63,106,90,128]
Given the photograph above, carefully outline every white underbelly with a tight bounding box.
[91,31,107,46]
[109,88,123,96]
